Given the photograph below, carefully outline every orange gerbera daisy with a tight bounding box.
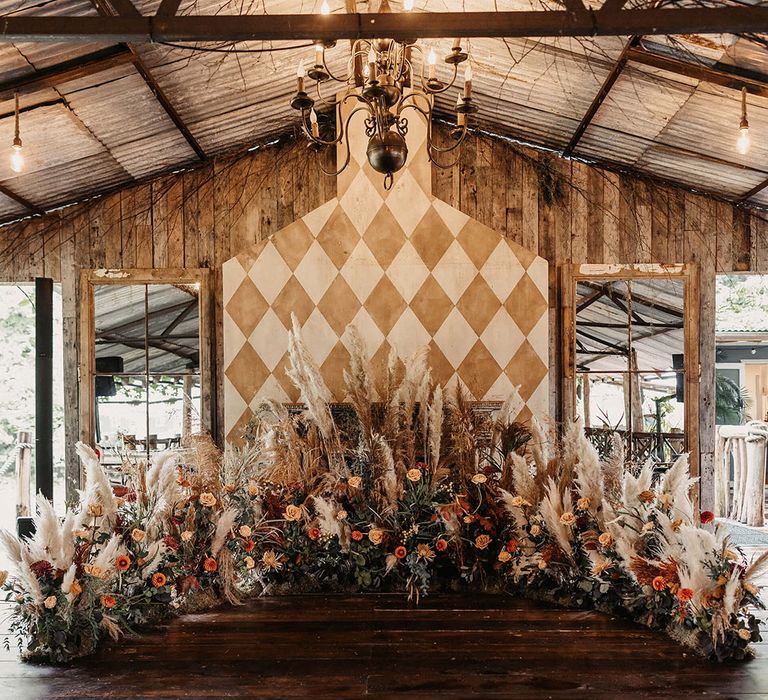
[351,530,363,541]
[677,587,694,603]
[652,575,667,592]
[101,594,116,608]
[203,557,218,573]
[394,546,407,559]
[307,527,321,541]
[115,554,132,572]
[435,539,448,552]
[151,572,167,588]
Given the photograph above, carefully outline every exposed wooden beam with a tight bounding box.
[0,183,44,215]
[627,46,768,99]
[737,177,768,203]
[0,45,133,102]
[599,0,631,11]
[563,37,638,157]
[2,8,768,43]
[156,0,183,18]
[91,0,141,17]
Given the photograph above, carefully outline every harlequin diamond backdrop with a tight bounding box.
[223,98,549,444]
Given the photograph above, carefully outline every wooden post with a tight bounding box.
[15,430,31,518]
[582,374,591,428]
[183,374,194,437]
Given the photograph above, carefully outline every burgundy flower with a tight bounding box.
[700,511,715,525]
[163,535,179,551]
[30,560,53,578]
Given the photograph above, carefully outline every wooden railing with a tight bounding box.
[585,427,685,467]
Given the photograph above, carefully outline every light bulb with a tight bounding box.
[297,61,306,78]
[309,108,318,125]
[363,63,370,78]
[404,0,414,9]
[427,48,437,66]
[10,143,23,173]
[738,125,750,155]
[464,64,473,82]
[368,48,376,65]
[314,43,323,66]
[320,0,330,14]
[309,109,319,137]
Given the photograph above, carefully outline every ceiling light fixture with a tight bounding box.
[290,37,477,189]
[10,92,24,174]
[737,86,750,155]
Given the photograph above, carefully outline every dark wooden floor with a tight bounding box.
[1,594,767,699]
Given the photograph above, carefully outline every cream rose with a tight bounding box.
[43,595,57,609]
[131,528,146,543]
[247,483,258,497]
[576,497,591,511]
[239,525,252,538]
[406,468,422,482]
[471,473,487,484]
[181,530,194,542]
[368,528,384,545]
[598,532,614,547]
[559,512,576,526]
[738,628,752,641]
[199,492,217,508]
[244,556,255,569]
[284,504,302,521]
[336,510,348,521]
[511,495,529,508]
[530,524,542,537]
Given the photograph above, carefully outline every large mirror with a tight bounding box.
[563,265,697,470]
[80,270,210,473]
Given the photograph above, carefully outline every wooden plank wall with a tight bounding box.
[0,125,763,509]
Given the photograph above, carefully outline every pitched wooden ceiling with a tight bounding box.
[0,0,767,224]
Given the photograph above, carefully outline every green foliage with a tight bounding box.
[715,373,748,425]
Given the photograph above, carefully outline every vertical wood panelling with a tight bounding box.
[2,129,767,509]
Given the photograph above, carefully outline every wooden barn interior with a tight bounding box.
[1,1,768,697]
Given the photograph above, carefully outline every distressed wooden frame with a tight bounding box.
[78,268,212,483]
[561,262,700,505]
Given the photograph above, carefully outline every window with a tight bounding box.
[563,265,698,467]
[80,271,210,469]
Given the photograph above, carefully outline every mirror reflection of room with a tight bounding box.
[93,283,201,467]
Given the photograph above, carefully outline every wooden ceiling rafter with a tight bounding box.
[2,7,768,42]
[0,183,44,215]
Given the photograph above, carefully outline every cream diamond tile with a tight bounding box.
[431,240,477,304]
[293,241,338,304]
[303,199,338,236]
[341,307,385,360]
[483,372,517,403]
[480,240,526,303]
[404,100,428,151]
[251,375,289,404]
[339,167,384,235]
[527,313,549,361]
[479,307,525,369]
[432,198,469,236]
[247,241,292,304]
[249,308,290,371]
[387,241,430,303]
[527,374,550,419]
[387,307,431,361]
[384,170,431,235]
[223,257,247,306]
[223,375,248,438]
[527,256,549,299]
[340,239,383,303]
[433,308,477,368]
[300,308,339,365]
[223,312,247,367]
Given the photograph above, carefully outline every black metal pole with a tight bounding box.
[35,277,54,502]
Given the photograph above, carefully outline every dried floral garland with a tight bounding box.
[1,319,764,664]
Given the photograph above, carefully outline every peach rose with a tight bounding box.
[199,492,217,508]
[406,468,422,482]
[368,528,384,545]
[348,476,362,489]
[239,525,252,538]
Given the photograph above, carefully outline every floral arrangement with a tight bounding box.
[1,318,764,663]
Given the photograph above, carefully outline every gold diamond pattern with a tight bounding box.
[222,93,549,442]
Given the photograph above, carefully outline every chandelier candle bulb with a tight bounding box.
[452,38,461,51]
[314,43,324,67]
[428,47,437,79]
[296,61,305,93]
[368,48,377,80]
[464,64,473,98]
[320,0,330,14]
[310,109,319,137]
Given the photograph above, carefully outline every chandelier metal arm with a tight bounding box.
[316,105,370,177]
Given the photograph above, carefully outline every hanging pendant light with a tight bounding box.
[737,86,750,155]
[10,92,23,173]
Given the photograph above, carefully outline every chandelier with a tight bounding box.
[290,37,477,189]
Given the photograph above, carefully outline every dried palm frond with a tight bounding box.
[744,550,768,584]
[211,508,238,556]
[312,496,343,539]
[343,325,377,441]
[659,454,696,524]
[183,433,222,495]
[445,381,478,484]
[100,615,123,642]
[509,452,539,506]
[601,433,625,504]
[570,419,604,515]
[540,477,574,559]
[75,441,118,528]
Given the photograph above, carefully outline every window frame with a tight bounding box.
[561,263,700,484]
[79,269,212,476]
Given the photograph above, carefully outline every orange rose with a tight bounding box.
[203,557,218,573]
[506,539,519,553]
[101,594,116,608]
[69,579,82,596]
[435,538,448,552]
[652,576,667,592]
[394,546,407,559]
[351,530,364,542]
[151,572,167,588]
[115,554,132,572]
[677,587,694,603]
[307,527,321,541]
